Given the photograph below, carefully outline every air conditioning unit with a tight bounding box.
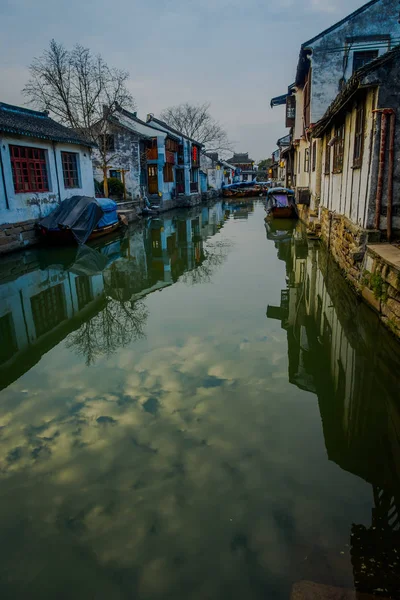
[296,188,311,206]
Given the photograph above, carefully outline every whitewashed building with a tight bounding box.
[270,0,400,207]
[0,103,95,225]
[0,102,95,253]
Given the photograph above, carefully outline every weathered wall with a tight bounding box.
[319,88,377,228]
[294,138,310,190]
[92,124,141,199]
[309,138,322,208]
[0,136,94,226]
[309,0,398,122]
[365,58,400,234]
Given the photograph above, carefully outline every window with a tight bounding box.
[312,141,317,172]
[98,134,115,152]
[31,284,66,338]
[10,145,49,193]
[109,169,122,180]
[353,50,379,74]
[75,276,92,310]
[353,102,365,167]
[324,136,331,174]
[304,148,310,173]
[166,138,178,152]
[61,152,80,188]
[333,124,345,173]
[298,151,301,174]
[163,163,174,182]
[0,313,17,365]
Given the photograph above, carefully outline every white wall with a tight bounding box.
[0,135,94,225]
[319,88,376,228]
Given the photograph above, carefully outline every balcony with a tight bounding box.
[146,147,158,160]
[190,182,198,193]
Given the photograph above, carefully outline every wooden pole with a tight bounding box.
[103,165,109,198]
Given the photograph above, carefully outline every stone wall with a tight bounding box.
[361,246,400,337]
[0,219,40,255]
[318,208,381,287]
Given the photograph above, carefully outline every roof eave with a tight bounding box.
[0,126,95,147]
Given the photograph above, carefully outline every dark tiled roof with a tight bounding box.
[0,103,94,146]
[229,153,255,164]
[147,115,203,145]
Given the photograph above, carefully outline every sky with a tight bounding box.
[0,0,368,161]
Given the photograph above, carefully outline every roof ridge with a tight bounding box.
[148,115,202,145]
[0,102,48,119]
[302,0,381,48]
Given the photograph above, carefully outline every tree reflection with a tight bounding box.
[67,298,148,365]
[181,239,232,285]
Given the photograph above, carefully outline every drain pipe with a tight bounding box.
[387,111,396,242]
[373,108,395,235]
[373,111,387,231]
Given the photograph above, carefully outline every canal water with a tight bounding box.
[0,200,399,599]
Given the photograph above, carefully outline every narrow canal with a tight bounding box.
[0,200,399,599]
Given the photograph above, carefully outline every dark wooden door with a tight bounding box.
[147,165,158,194]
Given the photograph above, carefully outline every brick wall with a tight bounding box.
[0,220,40,255]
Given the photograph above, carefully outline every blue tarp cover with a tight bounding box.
[96,197,119,229]
[39,196,105,245]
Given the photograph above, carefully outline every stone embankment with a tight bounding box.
[300,205,400,339]
[0,220,39,255]
[0,190,222,256]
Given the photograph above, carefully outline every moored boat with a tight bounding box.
[265,187,297,220]
[39,196,126,245]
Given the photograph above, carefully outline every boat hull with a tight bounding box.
[267,206,297,219]
[40,220,122,246]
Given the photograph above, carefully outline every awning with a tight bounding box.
[270,94,288,108]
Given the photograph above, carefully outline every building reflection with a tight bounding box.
[223,199,255,220]
[266,220,400,598]
[0,202,227,387]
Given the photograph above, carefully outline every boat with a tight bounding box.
[38,196,127,245]
[265,187,298,220]
[222,180,273,198]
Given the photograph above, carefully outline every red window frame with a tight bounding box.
[10,145,49,193]
[62,152,80,188]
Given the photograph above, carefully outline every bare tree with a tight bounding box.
[159,102,232,153]
[67,298,148,366]
[23,39,135,197]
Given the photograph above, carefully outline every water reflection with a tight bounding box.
[0,202,227,379]
[1,200,400,599]
[267,219,400,598]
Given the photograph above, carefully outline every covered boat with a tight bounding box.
[39,196,125,245]
[265,187,297,220]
